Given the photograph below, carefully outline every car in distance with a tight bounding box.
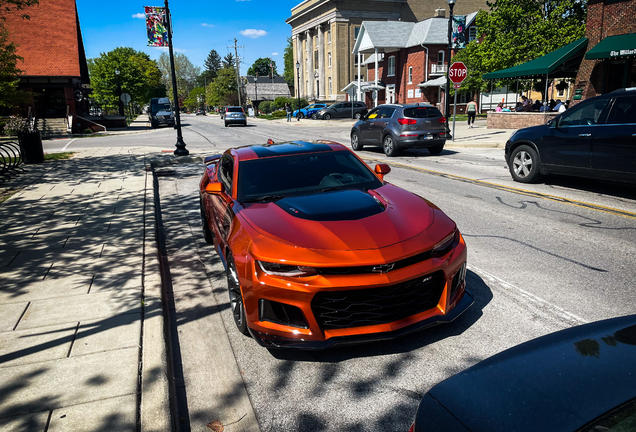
[351,103,448,157]
[224,106,247,127]
[196,108,206,116]
[505,88,636,184]
[315,101,368,120]
[148,97,175,129]
[293,103,327,120]
[409,314,636,432]
[199,140,472,349]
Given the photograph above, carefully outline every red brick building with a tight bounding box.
[575,0,636,101]
[3,0,90,120]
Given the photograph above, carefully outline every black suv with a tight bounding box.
[505,88,636,183]
[315,102,368,120]
[350,103,447,157]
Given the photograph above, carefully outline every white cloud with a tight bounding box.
[271,52,279,56]
[132,13,145,19]
[202,23,214,27]
[240,29,267,38]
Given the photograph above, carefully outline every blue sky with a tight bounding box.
[76,0,299,74]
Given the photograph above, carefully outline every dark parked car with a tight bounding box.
[224,106,247,127]
[505,88,636,183]
[196,108,206,116]
[410,314,636,432]
[316,102,368,120]
[350,103,447,157]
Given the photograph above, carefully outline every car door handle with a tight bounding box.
[579,134,592,137]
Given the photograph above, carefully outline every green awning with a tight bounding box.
[483,37,588,80]
[585,33,636,60]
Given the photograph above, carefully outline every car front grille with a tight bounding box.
[311,271,445,330]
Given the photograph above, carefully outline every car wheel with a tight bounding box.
[227,254,249,335]
[243,122,247,126]
[311,113,318,120]
[351,131,363,151]
[297,113,305,120]
[383,135,398,157]
[324,113,332,120]
[509,144,541,183]
[224,122,228,127]
[428,144,444,155]
[200,199,214,244]
[354,112,362,120]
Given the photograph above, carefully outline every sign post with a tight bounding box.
[448,62,468,142]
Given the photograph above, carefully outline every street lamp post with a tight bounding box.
[254,75,258,114]
[295,61,300,118]
[445,0,456,134]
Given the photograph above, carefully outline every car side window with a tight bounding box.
[332,104,342,109]
[218,154,234,193]
[343,102,352,108]
[578,398,636,432]
[366,108,380,119]
[378,107,396,119]
[606,95,636,125]
[559,99,609,127]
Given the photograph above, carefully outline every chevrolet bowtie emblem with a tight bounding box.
[372,263,395,273]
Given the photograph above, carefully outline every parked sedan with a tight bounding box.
[199,140,472,349]
[505,88,636,183]
[224,106,247,127]
[316,101,368,120]
[351,103,448,157]
[409,314,636,432]
[293,103,327,119]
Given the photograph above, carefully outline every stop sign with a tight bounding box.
[448,62,468,84]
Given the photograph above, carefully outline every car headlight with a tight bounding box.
[258,261,318,277]
[431,230,459,258]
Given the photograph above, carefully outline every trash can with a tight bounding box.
[18,130,44,164]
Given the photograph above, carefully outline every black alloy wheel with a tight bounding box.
[199,199,214,244]
[428,144,444,155]
[297,112,305,120]
[509,144,541,183]
[351,131,363,151]
[354,112,362,120]
[383,135,398,157]
[227,255,249,335]
[324,113,332,120]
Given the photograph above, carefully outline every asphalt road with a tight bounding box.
[53,115,636,431]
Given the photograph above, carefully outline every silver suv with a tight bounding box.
[350,103,447,157]
[224,106,247,127]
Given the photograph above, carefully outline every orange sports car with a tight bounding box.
[199,141,472,349]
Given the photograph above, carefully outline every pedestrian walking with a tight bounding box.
[285,103,292,122]
[466,98,478,128]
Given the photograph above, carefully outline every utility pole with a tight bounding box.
[229,38,244,107]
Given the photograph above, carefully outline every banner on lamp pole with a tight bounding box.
[144,6,168,47]
[451,15,466,49]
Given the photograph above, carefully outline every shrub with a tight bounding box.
[3,115,30,136]
[271,110,287,118]
[274,97,292,110]
[291,98,309,111]
[259,101,272,114]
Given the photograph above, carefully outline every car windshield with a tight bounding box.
[237,151,383,202]
[152,103,171,112]
[227,107,243,113]
[403,107,442,118]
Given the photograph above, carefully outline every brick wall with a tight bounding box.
[575,0,636,102]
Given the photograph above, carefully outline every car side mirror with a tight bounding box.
[375,163,391,181]
[205,182,225,194]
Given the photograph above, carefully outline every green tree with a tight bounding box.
[223,53,235,69]
[203,49,221,81]
[206,67,239,107]
[0,0,39,20]
[452,0,587,96]
[88,47,162,108]
[157,52,201,103]
[283,37,294,86]
[184,86,206,111]
[247,57,278,78]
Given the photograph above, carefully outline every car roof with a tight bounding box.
[426,314,636,432]
[233,140,347,161]
[374,103,436,109]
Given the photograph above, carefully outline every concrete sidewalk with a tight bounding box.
[0,147,170,431]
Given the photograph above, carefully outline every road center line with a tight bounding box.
[365,157,636,220]
[61,139,76,151]
[468,264,588,326]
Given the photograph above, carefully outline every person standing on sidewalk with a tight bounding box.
[466,98,478,128]
[285,103,292,122]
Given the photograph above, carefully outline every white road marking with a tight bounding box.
[468,264,589,325]
[61,139,76,151]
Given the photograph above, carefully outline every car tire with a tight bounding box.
[200,199,214,244]
[227,254,249,335]
[324,113,332,120]
[311,113,318,120]
[224,122,228,127]
[297,113,305,120]
[354,112,362,120]
[351,131,363,151]
[428,144,444,155]
[383,135,398,157]
[243,122,247,126]
[509,144,541,183]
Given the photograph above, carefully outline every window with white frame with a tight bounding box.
[469,27,477,41]
[354,53,358,65]
[328,52,332,67]
[437,51,444,66]
[388,56,396,76]
[354,26,360,40]
[408,66,413,84]
[329,77,332,95]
